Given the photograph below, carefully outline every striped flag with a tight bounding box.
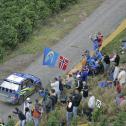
[58,56,69,71]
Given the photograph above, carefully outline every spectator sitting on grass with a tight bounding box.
[95,49,103,61]
[115,93,125,105]
[114,79,122,94]
[117,68,126,86]
[80,66,89,82]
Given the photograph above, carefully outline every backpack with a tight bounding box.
[32,109,41,118]
[50,95,57,107]
[73,94,82,106]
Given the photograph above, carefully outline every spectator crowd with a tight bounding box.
[0,32,126,126]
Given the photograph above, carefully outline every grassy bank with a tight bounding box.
[40,29,126,126]
[102,29,126,63]
[1,0,104,63]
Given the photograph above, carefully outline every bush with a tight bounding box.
[0,0,79,58]
[0,25,18,49]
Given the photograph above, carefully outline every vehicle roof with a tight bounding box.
[5,73,41,84]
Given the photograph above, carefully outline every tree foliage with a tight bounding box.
[0,0,78,59]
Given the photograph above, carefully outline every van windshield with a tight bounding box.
[0,81,19,91]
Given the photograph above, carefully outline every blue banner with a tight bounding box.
[43,48,59,67]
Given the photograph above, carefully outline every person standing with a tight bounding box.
[65,74,74,89]
[82,81,89,103]
[32,105,42,126]
[72,89,82,118]
[58,76,64,96]
[13,108,26,126]
[66,96,73,126]
[23,97,32,114]
[90,35,99,51]
[113,65,120,82]
[97,32,103,47]
[25,107,32,125]
[49,89,57,110]
[103,54,110,74]
[88,94,95,121]
[110,53,120,66]
[51,77,60,100]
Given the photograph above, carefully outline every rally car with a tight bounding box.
[0,73,42,104]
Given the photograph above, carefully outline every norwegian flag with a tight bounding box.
[58,56,69,71]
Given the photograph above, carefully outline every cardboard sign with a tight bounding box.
[96,99,102,108]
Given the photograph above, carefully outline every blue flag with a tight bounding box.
[43,47,59,67]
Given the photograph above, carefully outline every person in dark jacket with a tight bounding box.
[82,81,89,102]
[58,76,64,96]
[13,107,26,126]
[72,89,82,118]
[114,54,120,66]
[49,89,57,110]
[103,54,110,74]
[66,96,73,126]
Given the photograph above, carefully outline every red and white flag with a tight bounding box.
[58,56,69,71]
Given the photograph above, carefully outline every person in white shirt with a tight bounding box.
[118,69,126,85]
[113,66,120,81]
[51,77,60,99]
[88,95,95,109]
[23,97,32,114]
[88,94,95,121]
[25,107,32,123]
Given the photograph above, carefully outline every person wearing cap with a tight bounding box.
[23,97,32,114]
